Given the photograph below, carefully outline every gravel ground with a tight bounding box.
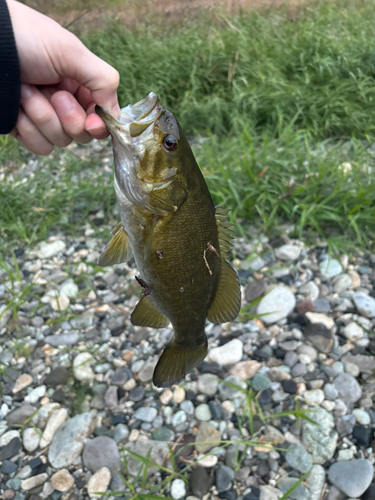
[1,149,375,500]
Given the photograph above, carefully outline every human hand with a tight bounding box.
[6,0,120,155]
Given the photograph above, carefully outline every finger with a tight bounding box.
[20,84,72,147]
[51,91,93,144]
[57,34,121,118]
[74,85,110,138]
[11,109,54,155]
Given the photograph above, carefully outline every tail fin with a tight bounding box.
[153,340,207,388]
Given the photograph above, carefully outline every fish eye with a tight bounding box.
[163,135,178,151]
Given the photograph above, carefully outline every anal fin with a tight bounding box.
[208,259,241,324]
[131,296,169,329]
[153,340,207,387]
[98,223,132,267]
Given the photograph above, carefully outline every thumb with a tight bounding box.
[57,33,121,118]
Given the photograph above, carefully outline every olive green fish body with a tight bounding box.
[96,93,241,387]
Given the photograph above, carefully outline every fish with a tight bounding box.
[95,92,241,387]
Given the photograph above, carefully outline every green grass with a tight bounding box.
[82,0,375,139]
[1,0,375,255]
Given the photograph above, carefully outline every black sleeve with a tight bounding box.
[0,0,21,134]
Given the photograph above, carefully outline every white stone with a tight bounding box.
[259,485,284,500]
[337,449,354,461]
[22,473,48,490]
[333,274,352,293]
[25,385,46,404]
[60,279,79,298]
[51,469,75,492]
[40,408,69,448]
[306,465,326,500]
[171,478,186,500]
[319,259,343,278]
[87,467,111,499]
[275,244,301,261]
[23,427,41,452]
[343,322,364,341]
[353,291,375,318]
[257,286,296,324]
[303,389,324,406]
[298,281,320,300]
[198,454,218,467]
[305,312,334,330]
[348,270,361,288]
[73,352,95,381]
[229,360,260,380]
[352,409,371,425]
[39,240,66,258]
[51,295,70,311]
[207,339,243,365]
[12,373,33,393]
[0,429,20,447]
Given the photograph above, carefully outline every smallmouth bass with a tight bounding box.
[96,93,241,387]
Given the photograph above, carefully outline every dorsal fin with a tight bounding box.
[207,206,241,323]
[131,296,169,328]
[98,223,133,266]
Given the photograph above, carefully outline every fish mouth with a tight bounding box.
[95,92,162,138]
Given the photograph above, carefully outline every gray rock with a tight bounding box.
[336,415,356,436]
[125,440,170,476]
[195,404,212,421]
[5,404,36,426]
[190,465,213,498]
[245,280,267,303]
[195,423,221,453]
[314,298,331,313]
[275,244,301,261]
[299,281,320,301]
[218,376,247,399]
[302,408,338,464]
[277,476,309,500]
[37,240,66,259]
[215,465,234,492]
[197,374,219,396]
[303,323,333,353]
[284,351,299,367]
[252,373,272,392]
[332,274,352,293]
[291,363,306,377]
[111,369,129,386]
[333,373,362,404]
[324,383,339,401]
[285,443,313,473]
[171,410,187,427]
[307,465,326,500]
[257,285,296,324]
[45,333,79,346]
[83,436,121,476]
[319,259,343,278]
[328,459,374,497]
[44,367,70,386]
[260,485,284,500]
[113,424,129,444]
[48,412,94,468]
[104,386,118,409]
[353,291,375,318]
[327,485,346,500]
[342,354,375,374]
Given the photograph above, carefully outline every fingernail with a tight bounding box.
[112,103,121,117]
[21,84,33,99]
[54,94,74,115]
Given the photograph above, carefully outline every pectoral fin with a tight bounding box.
[207,206,241,323]
[153,340,207,387]
[131,296,169,328]
[98,223,133,266]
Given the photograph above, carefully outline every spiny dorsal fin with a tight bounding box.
[131,296,169,329]
[207,206,241,323]
[97,223,133,267]
[153,340,207,387]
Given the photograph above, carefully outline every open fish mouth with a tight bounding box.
[95,92,162,139]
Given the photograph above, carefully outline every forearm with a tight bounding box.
[0,0,21,134]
